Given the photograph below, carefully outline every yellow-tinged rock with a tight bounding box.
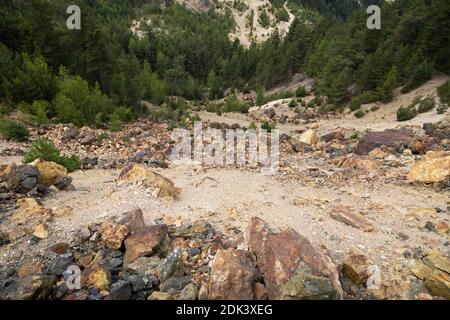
[12,198,52,225]
[148,291,173,300]
[299,129,319,146]
[81,263,111,291]
[33,223,49,239]
[118,164,179,198]
[410,261,433,280]
[52,206,73,217]
[423,250,450,274]
[30,159,68,186]
[424,269,450,299]
[407,155,450,183]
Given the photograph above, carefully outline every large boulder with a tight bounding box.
[99,222,129,250]
[30,159,72,189]
[81,263,111,291]
[6,165,40,193]
[247,217,342,299]
[407,153,450,184]
[119,164,180,198]
[208,248,258,300]
[299,129,319,146]
[355,128,428,155]
[123,224,168,266]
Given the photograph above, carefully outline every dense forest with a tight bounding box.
[0,0,449,129]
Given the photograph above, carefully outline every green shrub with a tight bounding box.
[350,91,380,111]
[261,121,276,133]
[437,80,450,103]
[206,103,222,113]
[248,121,257,130]
[396,105,417,121]
[354,110,365,118]
[307,100,315,108]
[417,95,435,113]
[223,94,249,113]
[288,99,298,108]
[109,113,123,132]
[296,86,306,97]
[23,139,80,172]
[0,119,29,141]
[437,104,448,114]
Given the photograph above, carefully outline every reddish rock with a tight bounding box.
[208,248,257,300]
[321,131,344,143]
[117,208,145,234]
[254,283,268,300]
[356,128,428,155]
[99,222,129,250]
[123,224,168,266]
[330,205,374,232]
[343,253,370,285]
[47,242,69,254]
[247,217,343,299]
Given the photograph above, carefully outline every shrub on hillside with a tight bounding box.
[296,86,306,97]
[437,80,450,103]
[354,110,366,118]
[0,119,29,141]
[417,95,435,113]
[401,61,433,93]
[23,139,80,172]
[396,105,417,121]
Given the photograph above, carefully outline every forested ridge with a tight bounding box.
[0,0,449,129]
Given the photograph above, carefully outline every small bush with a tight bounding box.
[437,104,448,114]
[396,106,417,121]
[248,121,257,130]
[401,60,433,93]
[296,86,306,97]
[288,99,298,108]
[437,80,450,103]
[23,139,80,172]
[261,121,276,133]
[223,94,249,113]
[307,100,315,108]
[0,119,29,141]
[417,95,435,113]
[354,110,366,118]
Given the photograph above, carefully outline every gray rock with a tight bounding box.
[109,280,132,300]
[160,276,191,294]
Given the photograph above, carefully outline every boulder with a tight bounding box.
[81,263,111,291]
[109,280,132,300]
[99,222,129,250]
[148,291,173,300]
[178,283,198,300]
[123,224,168,266]
[321,131,344,143]
[208,248,257,300]
[6,165,40,193]
[407,154,450,184]
[33,223,50,239]
[330,205,374,232]
[119,164,180,198]
[0,164,14,183]
[299,129,319,146]
[1,275,56,300]
[355,128,428,155]
[343,253,370,285]
[247,217,343,299]
[30,159,70,188]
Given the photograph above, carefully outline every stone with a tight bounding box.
[127,274,157,292]
[46,256,73,276]
[423,250,450,274]
[208,248,257,300]
[299,129,319,146]
[123,224,168,266]
[30,159,69,187]
[79,128,97,145]
[407,154,450,184]
[0,164,14,183]
[424,270,450,299]
[12,198,52,225]
[1,275,56,300]
[160,276,191,294]
[343,253,370,285]
[254,283,268,300]
[281,264,338,300]
[109,280,132,300]
[126,256,161,276]
[356,128,428,155]
[33,223,50,239]
[330,205,374,232]
[54,175,73,191]
[99,222,129,250]
[178,283,198,300]
[157,248,184,282]
[148,291,173,300]
[6,165,40,193]
[17,260,45,277]
[321,131,344,143]
[117,208,145,234]
[247,217,343,300]
[81,263,111,291]
[119,164,180,198]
